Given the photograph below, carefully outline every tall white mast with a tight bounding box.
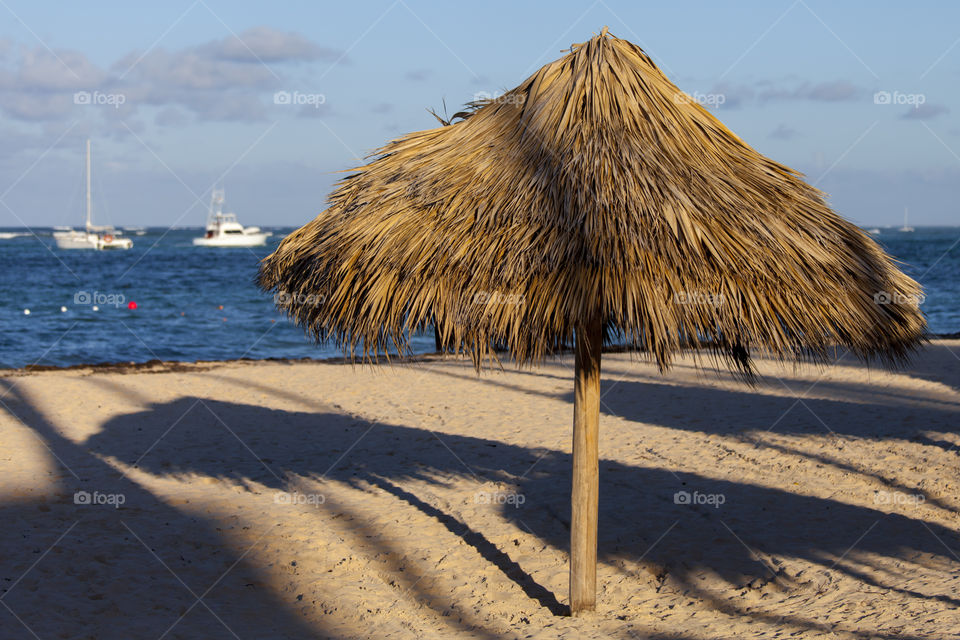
[85,138,92,231]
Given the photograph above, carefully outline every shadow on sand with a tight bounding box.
[0,380,330,640]
[68,367,960,638]
[3,347,959,638]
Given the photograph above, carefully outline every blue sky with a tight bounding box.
[0,0,957,227]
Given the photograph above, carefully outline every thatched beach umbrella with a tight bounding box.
[260,28,925,614]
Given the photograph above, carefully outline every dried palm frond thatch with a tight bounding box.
[260,30,923,372]
[259,28,925,614]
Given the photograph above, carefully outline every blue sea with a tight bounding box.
[1,226,957,369]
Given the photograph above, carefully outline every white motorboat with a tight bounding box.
[53,140,132,251]
[192,189,269,247]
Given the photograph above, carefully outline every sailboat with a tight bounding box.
[899,207,915,233]
[53,140,133,250]
[192,189,269,247]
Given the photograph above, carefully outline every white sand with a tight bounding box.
[1,341,959,639]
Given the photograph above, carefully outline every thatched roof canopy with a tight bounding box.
[259,28,924,371]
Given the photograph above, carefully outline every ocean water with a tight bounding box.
[0,227,437,370]
[0,226,957,369]
[872,226,960,333]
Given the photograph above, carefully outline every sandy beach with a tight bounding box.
[1,341,959,639]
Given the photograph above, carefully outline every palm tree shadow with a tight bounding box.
[421,360,960,490]
[81,394,960,636]
[870,341,960,391]
[0,382,324,640]
[594,376,960,444]
[365,474,567,615]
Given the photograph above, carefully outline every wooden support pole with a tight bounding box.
[570,315,602,615]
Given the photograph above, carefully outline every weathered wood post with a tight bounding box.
[570,315,602,615]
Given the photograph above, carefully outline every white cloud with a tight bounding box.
[201,26,341,63]
[117,48,277,93]
[0,46,106,121]
[404,69,432,82]
[900,104,949,120]
[0,28,341,125]
[14,46,104,90]
[701,78,865,110]
[0,91,74,121]
[769,123,799,140]
[759,80,864,103]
